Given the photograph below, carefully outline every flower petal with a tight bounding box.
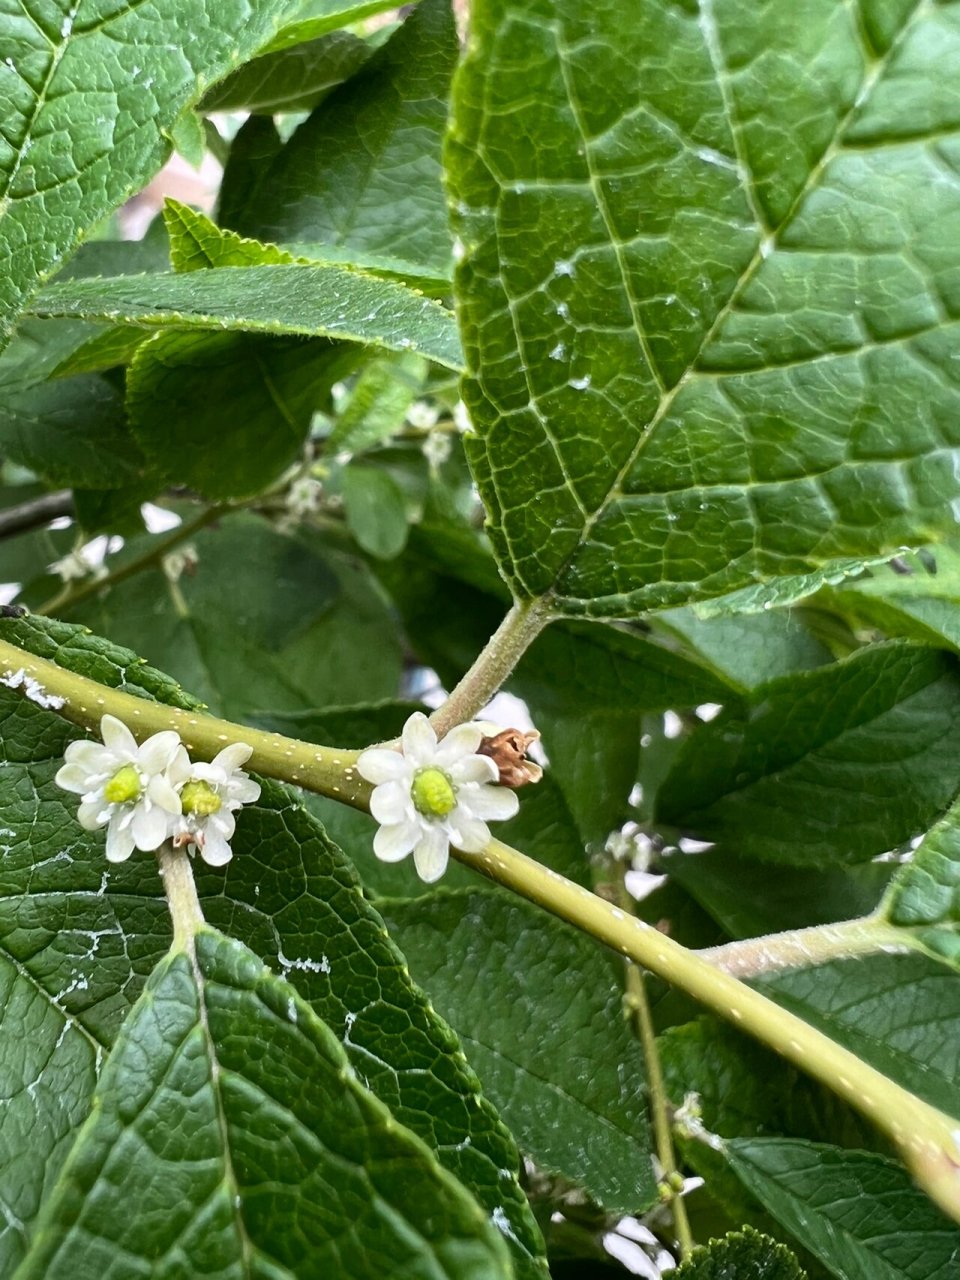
[401,712,437,767]
[370,781,411,825]
[105,821,136,863]
[212,742,253,773]
[55,762,94,794]
[165,746,193,787]
[433,722,484,767]
[357,748,409,785]
[100,714,138,760]
[63,739,114,772]
[447,754,499,785]
[227,777,260,806]
[459,784,520,822]
[201,827,233,866]
[211,810,237,840]
[373,820,420,862]
[137,730,182,774]
[146,773,183,814]
[413,827,450,882]
[444,812,491,853]
[78,799,108,831]
[131,803,172,852]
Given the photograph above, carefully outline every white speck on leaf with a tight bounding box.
[549,342,566,360]
[569,375,591,390]
[554,259,575,277]
[1,668,66,710]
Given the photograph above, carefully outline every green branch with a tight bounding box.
[3,633,960,1224]
[696,916,910,977]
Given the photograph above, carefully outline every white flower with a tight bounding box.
[286,475,323,519]
[50,548,105,584]
[422,430,451,470]
[406,400,440,430]
[356,712,519,883]
[166,743,261,867]
[55,715,183,863]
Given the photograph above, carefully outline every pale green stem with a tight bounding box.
[697,916,910,978]
[3,632,960,1223]
[158,842,205,954]
[458,836,960,1225]
[0,636,369,807]
[36,505,225,617]
[429,598,552,737]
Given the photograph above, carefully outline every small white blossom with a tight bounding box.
[166,742,261,867]
[161,544,198,584]
[50,548,105,584]
[406,400,440,431]
[55,715,183,863]
[422,430,452,470]
[452,400,472,433]
[285,475,323,520]
[357,712,519,883]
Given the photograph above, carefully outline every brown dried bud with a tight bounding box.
[478,728,543,789]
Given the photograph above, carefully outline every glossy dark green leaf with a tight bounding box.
[726,1139,960,1280]
[127,330,355,499]
[30,265,464,371]
[17,930,513,1280]
[224,0,456,281]
[656,644,960,866]
[0,0,305,348]
[382,889,656,1214]
[449,0,960,616]
[0,615,548,1278]
[674,1227,806,1280]
[262,0,406,51]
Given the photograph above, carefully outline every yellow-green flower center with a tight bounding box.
[181,780,222,816]
[411,767,456,818]
[103,764,142,805]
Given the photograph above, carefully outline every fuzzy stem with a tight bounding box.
[430,598,552,737]
[35,505,225,617]
[158,842,205,954]
[456,835,960,1225]
[0,635,370,807]
[697,916,909,977]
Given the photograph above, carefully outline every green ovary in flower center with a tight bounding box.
[181,780,222,816]
[411,767,457,818]
[103,764,142,804]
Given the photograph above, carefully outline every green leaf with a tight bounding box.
[0,0,306,347]
[262,0,406,51]
[342,463,410,559]
[164,107,206,169]
[537,708,639,849]
[882,796,960,968]
[0,615,548,1277]
[30,265,464,370]
[17,930,514,1280]
[655,644,960,866]
[824,544,960,655]
[725,1139,960,1280]
[0,375,145,490]
[200,29,382,115]
[328,352,427,453]
[127,330,356,500]
[653,607,834,693]
[49,327,150,379]
[223,0,457,282]
[69,514,402,720]
[382,889,656,1214]
[449,0,960,616]
[674,1227,806,1280]
[163,198,298,271]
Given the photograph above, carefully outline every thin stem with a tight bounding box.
[0,489,73,539]
[430,598,552,737]
[0,635,370,807]
[158,842,205,954]
[36,505,225,616]
[456,835,960,1225]
[697,916,909,977]
[624,962,694,1257]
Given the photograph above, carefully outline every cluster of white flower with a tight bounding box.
[56,716,259,866]
[357,712,519,883]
